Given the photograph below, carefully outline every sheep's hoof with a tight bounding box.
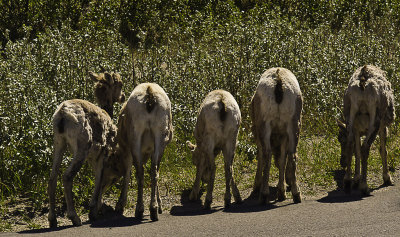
[49,219,58,228]
[189,190,198,201]
[250,187,260,198]
[352,179,360,190]
[150,207,159,221]
[383,176,393,186]
[70,216,82,226]
[277,189,286,202]
[361,188,370,197]
[286,184,292,191]
[344,180,352,194]
[115,207,124,215]
[383,179,393,186]
[259,193,269,205]
[115,202,124,215]
[360,184,370,197]
[204,200,212,210]
[135,209,144,220]
[88,210,98,222]
[158,206,163,214]
[224,199,231,209]
[234,196,243,205]
[293,193,302,204]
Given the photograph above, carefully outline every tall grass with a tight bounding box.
[1,3,400,228]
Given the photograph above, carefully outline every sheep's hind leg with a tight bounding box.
[259,125,272,205]
[251,144,263,197]
[277,139,288,202]
[353,131,361,189]
[157,184,162,214]
[360,114,379,196]
[150,161,159,221]
[135,164,145,219]
[282,120,300,202]
[89,157,105,222]
[204,156,216,210]
[222,143,242,208]
[156,152,163,214]
[48,139,66,228]
[380,127,393,186]
[150,139,162,221]
[287,153,301,203]
[62,149,87,226]
[190,163,204,202]
[259,149,272,205]
[344,108,357,193]
[130,140,145,220]
[115,157,132,215]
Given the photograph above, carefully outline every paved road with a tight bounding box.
[5,185,400,236]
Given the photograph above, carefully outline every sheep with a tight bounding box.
[89,71,125,118]
[115,83,173,221]
[48,71,126,228]
[251,67,302,204]
[48,100,126,228]
[337,65,395,195]
[187,90,242,210]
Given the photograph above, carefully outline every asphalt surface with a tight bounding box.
[4,184,400,236]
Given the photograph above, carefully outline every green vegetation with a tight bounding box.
[1,0,400,231]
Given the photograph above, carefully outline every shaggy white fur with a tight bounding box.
[251,67,303,204]
[187,90,242,209]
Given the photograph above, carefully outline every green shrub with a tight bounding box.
[1,1,400,220]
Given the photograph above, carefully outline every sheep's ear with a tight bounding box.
[89,71,100,82]
[112,72,121,81]
[337,119,346,130]
[186,141,196,152]
[105,72,114,85]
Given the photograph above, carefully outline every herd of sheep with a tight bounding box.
[47,64,395,228]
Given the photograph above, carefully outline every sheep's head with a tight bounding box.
[89,71,126,118]
[100,148,126,192]
[337,119,348,168]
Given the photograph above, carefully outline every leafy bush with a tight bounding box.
[1,0,400,218]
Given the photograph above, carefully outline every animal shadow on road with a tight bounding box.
[317,169,364,203]
[90,204,142,228]
[170,187,284,216]
[317,169,388,203]
[223,186,286,214]
[18,204,142,234]
[170,189,221,216]
[19,226,70,235]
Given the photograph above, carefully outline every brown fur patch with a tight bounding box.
[81,105,105,145]
[218,99,227,121]
[359,65,369,90]
[57,117,65,133]
[274,69,284,104]
[145,86,156,113]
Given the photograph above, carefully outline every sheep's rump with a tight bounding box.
[344,65,395,127]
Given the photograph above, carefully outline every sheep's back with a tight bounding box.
[255,68,301,123]
[195,90,241,145]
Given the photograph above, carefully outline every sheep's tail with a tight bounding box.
[56,117,65,133]
[53,106,66,134]
[359,65,369,91]
[145,86,156,113]
[274,68,283,104]
[53,103,79,134]
[218,97,228,122]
